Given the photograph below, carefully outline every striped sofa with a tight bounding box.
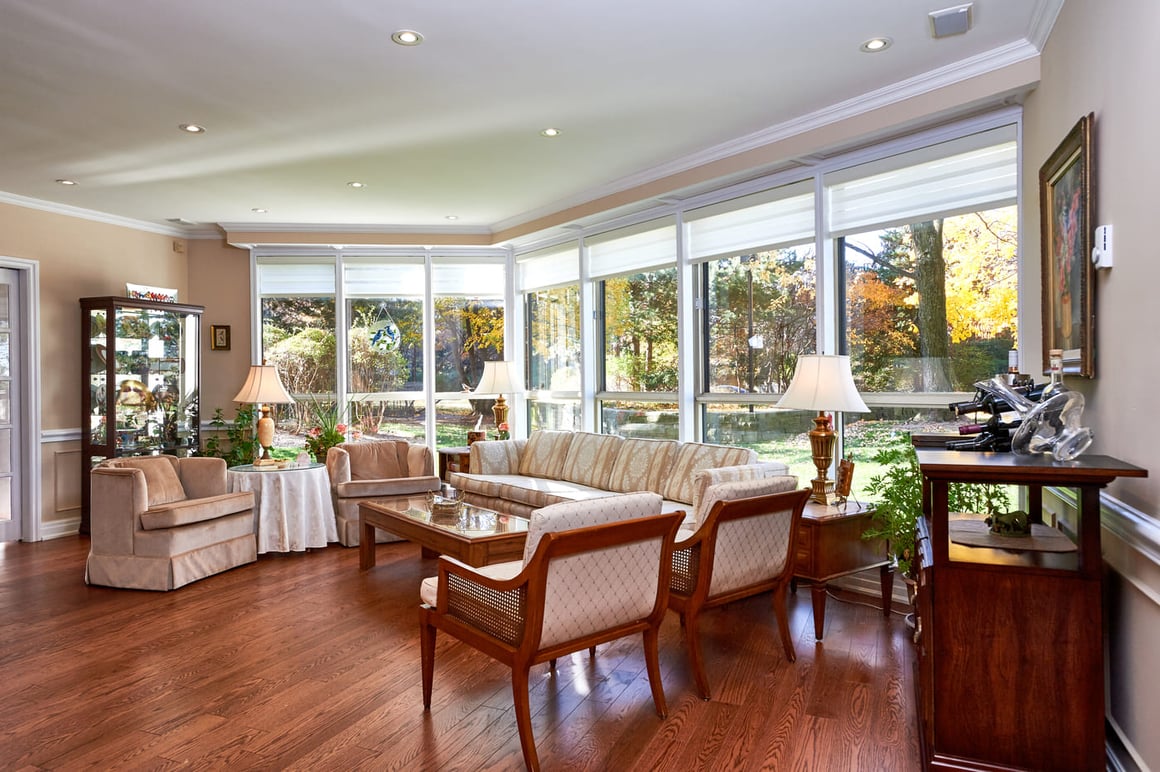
[447,430,789,528]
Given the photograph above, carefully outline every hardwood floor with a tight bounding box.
[1,537,921,770]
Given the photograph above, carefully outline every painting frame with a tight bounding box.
[210,324,231,351]
[1039,112,1095,377]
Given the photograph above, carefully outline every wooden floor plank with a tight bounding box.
[2,536,921,770]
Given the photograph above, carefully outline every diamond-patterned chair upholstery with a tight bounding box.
[668,477,808,700]
[419,492,683,772]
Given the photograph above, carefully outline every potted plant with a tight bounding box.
[863,434,1011,579]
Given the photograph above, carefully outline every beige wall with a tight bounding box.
[187,238,253,419]
[0,202,188,530]
[1024,0,1160,767]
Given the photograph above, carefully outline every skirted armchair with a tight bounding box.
[419,492,683,772]
[326,439,441,546]
[668,477,809,699]
[86,456,256,591]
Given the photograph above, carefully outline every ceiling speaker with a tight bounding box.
[929,3,973,39]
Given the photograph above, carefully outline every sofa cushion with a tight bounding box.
[139,491,254,531]
[517,431,575,479]
[662,442,757,505]
[471,439,526,475]
[558,432,624,490]
[335,475,440,499]
[606,439,678,495]
[452,473,616,511]
[347,439,410,480]
[106,456,187,508]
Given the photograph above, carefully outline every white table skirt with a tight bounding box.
[227,464,338,553]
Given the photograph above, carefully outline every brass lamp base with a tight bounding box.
[492,395,509,429]
[807,410,837,506]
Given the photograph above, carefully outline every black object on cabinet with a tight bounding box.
[80,296,203,532]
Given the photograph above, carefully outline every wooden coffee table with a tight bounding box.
[359,496,530,569]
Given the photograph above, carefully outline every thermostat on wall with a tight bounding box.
[1092,224,1113,269]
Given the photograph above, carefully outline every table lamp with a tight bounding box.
[777,354,869,505]
[474,361,517,432]
[233,363,295,466]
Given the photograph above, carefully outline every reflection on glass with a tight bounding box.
[0,332,8,377]
[527,285,580,391]
[701,403,816,485]
[603,268,678,392]
[0,381,8,423]
[842,207,1018,394]
[705,247,815,394]
[529,399,581,432]
[0,285,9,327]
[600,400,678,440]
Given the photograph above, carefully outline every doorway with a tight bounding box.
[0,259,40,543]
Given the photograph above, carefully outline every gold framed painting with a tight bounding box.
[1039,113,1095,377]
[210,324,231,351]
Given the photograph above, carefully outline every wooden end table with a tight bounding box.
[359,495,529,569]
[437,447,471,482]
[793,499,892,640]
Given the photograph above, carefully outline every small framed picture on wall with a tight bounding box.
[210,325,231,351]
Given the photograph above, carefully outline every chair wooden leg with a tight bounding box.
[642,626,668,718]
[420,612,436,710]
[772,584,796,663]
[589,645,596,658]
[549,658,557,672]
[512,665,540,772]
[683,609,711,701]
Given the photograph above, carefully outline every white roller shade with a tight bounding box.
[343,261,425,296]
[517,243,579,291]
[827,125,1017,237]
[587,219,676,279]
[685,181,815,262]
[257,261,335,295]
[432,261,506,296]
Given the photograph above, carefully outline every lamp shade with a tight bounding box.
[233,364,294,405]
[474,361,517,395]
[777,355,869,413]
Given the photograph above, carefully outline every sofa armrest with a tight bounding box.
[326,446,352,486]
[469,439,526,474]
[90,467,148,554]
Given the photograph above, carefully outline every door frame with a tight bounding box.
[0,257,41,542]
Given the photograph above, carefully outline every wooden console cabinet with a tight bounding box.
[913,450,1146,771]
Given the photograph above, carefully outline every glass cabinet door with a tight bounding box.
[81,296,203,530]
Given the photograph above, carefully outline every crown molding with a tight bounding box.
[494,39,1040,234]
[217,221,492,236]
[0,191,196,237]
[1027,0,1066,51]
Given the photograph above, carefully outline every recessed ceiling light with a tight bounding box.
[540,128,562,138]
[860,37,892,53]
[347,181,366,188]
[178,123,207,134]
[445,215,459,220]
[391,29,423,46]
[56,178,78,185]
[251,208,268,213]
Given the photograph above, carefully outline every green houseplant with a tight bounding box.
[203,405,259,467]
[863,434,1011,577]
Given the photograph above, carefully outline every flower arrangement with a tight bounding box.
[304,397,348,461]
[496,422,510,440]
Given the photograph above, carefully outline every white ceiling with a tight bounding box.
[0,1,1058,239]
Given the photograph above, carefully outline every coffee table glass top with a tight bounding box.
[381,496,530,539]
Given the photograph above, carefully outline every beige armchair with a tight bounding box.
[668,477,808,699]
[419,492,682,772]
[86,456,256,591]
[326,439,441,546]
